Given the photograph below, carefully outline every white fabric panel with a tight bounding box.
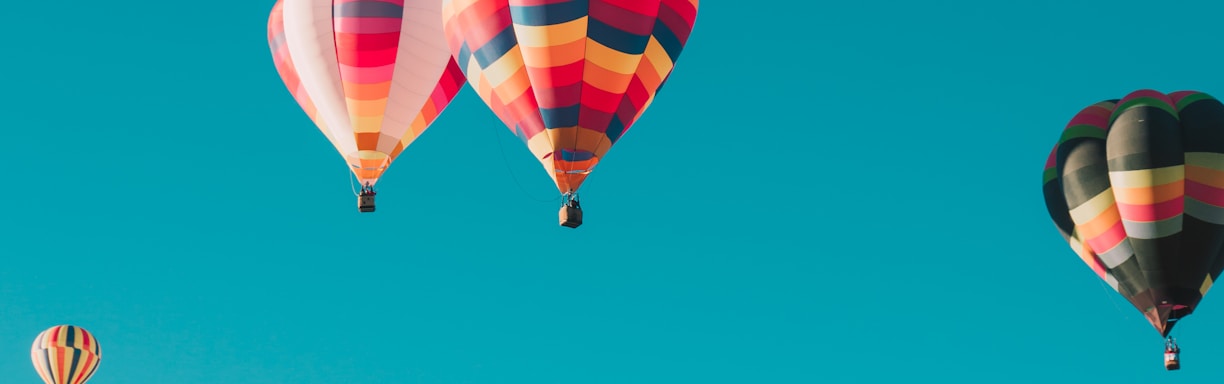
[282,0,358,156]
[375,0,454,154]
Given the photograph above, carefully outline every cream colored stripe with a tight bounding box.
[1068,189,1116,225]
[376,0,453,153]
[1108,165,1184,188]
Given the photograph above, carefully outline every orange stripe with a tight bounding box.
[346,98,389,117]
[1112,182,1184,205]
[634,54,663,90]
[1186,165,1224,188]
[583,61,634,93]
[520,39,586,69]
[342,81,392,101]
[1075,206,1122,239]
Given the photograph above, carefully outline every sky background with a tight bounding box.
[4,0,1224,383]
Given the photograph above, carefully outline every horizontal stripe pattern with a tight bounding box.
[1043,89,1224,337]
[268,0,464,186]
[442,0,698,193]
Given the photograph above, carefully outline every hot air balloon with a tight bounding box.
[1042,89,1224,370]
[268,0,466,212]
[31,325,101,384]
[441,0,699,227]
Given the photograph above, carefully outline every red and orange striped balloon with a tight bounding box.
[441,0,699,194]
[268,0,466,187]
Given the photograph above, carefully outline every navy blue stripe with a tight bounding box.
[652,19,684,63]
[66,349,82,382]
[66,326,75,346]
[473,26,518,69]
[509,1,588,26]
[560,149,595,161]
[541,105,580,129]
[588,18,649,55]
[606,114,626,144]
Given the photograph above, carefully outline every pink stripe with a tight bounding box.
[334,17,403,34]
[338,62,397,84]
[1086,221,1128,254]
[1116,198,1185,222]
[1186,180,1224,206]
[1045,146,1058,169]
[1119,89,1174,108]
[1065,106,1112,129]
[1081,251,1108,280]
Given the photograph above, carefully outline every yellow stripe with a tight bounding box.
[641,37,674,80]
[1068,189,1117,225]
[513,18,587,47]
[481,50,526,89]
[350,116,384,133]
[1202,274,1214,295]
[585,40,642,75]
[1186,152,1224,171]
[491,67,532,108]
[1108,165,1184,188]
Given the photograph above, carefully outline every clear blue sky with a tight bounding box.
[4,1,1224,383]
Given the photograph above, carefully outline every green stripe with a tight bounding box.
[1092,100,1119,110]
[1110,96,1179,124]
[1058,124,1107,144]
[1176,92,1215,111]
[1043,166,1059,184]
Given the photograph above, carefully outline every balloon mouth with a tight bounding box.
[346,150,391,184]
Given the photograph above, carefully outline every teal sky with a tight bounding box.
[5,1,1224,383]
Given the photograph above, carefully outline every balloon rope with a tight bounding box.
[1095,276,1128,321]
[348,164,359,197]
[487,122,561,203]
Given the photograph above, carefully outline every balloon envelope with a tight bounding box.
[268,0,466,186]
[31,325,101,384]
[441,0,699,193]
[1043,89,1224,336]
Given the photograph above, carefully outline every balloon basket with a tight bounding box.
[358,195,376,213]
[560,205,582,228]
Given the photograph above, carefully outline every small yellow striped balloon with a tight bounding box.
[31,325,102,384]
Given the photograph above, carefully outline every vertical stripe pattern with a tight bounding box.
[268,0,466,186]
[31,325,102,384]
[1043,89,1224,336]
[441,0,699,193]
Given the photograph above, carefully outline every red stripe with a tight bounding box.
[527,61,583,89]
[535,82,582,109]
[1086,221,1127,255]
[1064,105,1112,129]
[1119,89,1174,108]
[592,1,658,36]
[579,83,622,113]
[577,107,613,132]
[660,0,698,41]
[335,32,401,67]
[1186,180,1224,206]
[1115,198,1184,222]
[452,1,511,51]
